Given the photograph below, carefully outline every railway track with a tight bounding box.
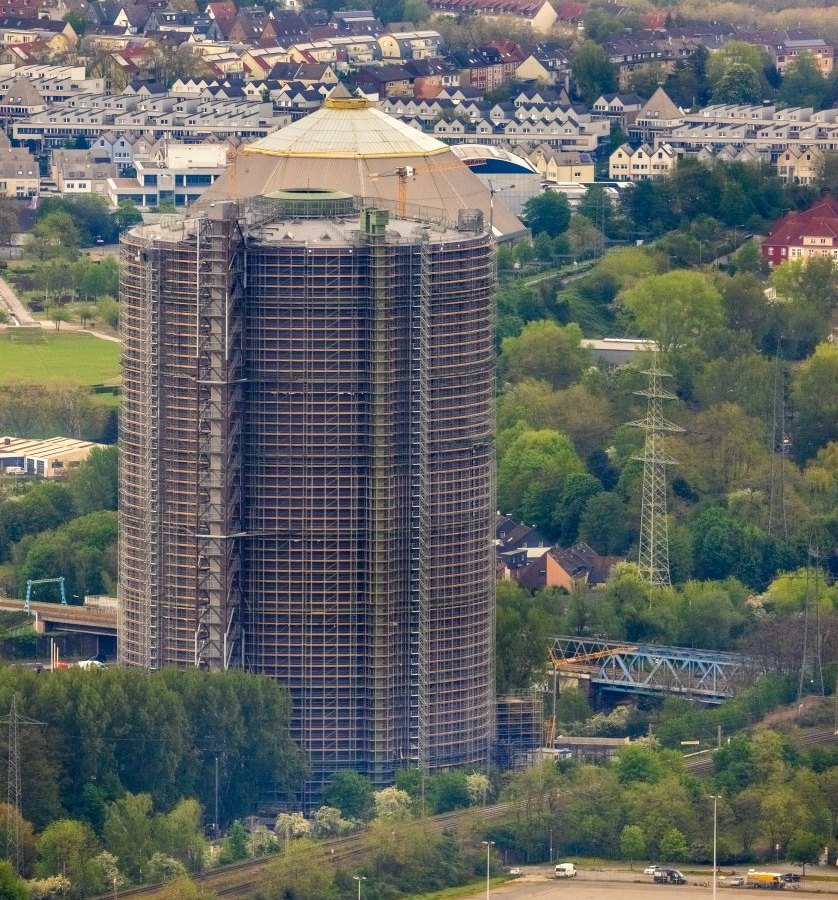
[100,730,838,900]
[104,803,515,900]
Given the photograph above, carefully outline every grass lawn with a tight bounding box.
[0,331,120,389]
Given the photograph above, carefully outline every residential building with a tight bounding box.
[627,86,683,142]
[516,542,622,592]
[609,141,677,181]
[427,0,559,31]
[529,146,594,183]
[106,139,228,207]
[591,92,644,129]
[761,195,838,266]
[50,148,118,194]
[776,145,822,184]
[0,144,37,197]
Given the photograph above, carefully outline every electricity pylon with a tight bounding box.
[630,354,683,589]
[0,699,44,873]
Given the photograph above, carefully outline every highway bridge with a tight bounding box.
[0,598,116,638]
[551,635,757,704]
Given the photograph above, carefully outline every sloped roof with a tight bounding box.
[245,84,446,158]
[0,75,45,107]
[199,84,525,238]
[637,86,682,121]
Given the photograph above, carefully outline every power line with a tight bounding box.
[0,699,44,873]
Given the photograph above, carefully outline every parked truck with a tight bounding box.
[745,872,785,889]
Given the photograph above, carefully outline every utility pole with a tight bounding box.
[629,353,683,590]
[0,699,44,873]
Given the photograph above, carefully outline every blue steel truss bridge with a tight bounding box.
[550,635,760,704]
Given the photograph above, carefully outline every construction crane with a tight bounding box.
[544,643,637,748]
[370,157,485,218]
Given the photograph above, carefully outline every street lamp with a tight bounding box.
[482,840,495,900]
[352,875,366,900]
[710,794,722,900]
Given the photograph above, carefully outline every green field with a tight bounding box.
[0,331,120,387]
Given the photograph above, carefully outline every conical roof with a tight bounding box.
[198,85,526,238]
[246,85,447,159]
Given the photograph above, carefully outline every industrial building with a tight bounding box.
[118,85,524,795]
[0,436,104,476]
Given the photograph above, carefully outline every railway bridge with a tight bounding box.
[550,635,758,704]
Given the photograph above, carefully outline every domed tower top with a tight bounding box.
[198,84,525,237]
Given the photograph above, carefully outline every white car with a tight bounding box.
[644,865,661,876]
[508,868,522,876]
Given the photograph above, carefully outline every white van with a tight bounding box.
[555,863,577,878]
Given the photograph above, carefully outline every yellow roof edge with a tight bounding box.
[239,146,452,159]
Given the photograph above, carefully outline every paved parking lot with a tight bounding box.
[455,867,838,900]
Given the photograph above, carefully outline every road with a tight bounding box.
[0,274,36,326]
[457,868,838,899]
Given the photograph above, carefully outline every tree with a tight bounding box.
[372,787,412,820]
[619,270,724,352]
[555,472,603,545]
[521,191,571,237]
[62,11,88,36]
[68,446,118,514]
[578,491,629,555]
[0,863,25,900]
[615,745,664,786]
[260,838,335,900]
[779,53,827,110]
[102,794,157,882]
[497,427,583,531]
[817,152,838,195]
[220,821,249,863]
[274,812,312,845]
[566,214,602,259]
[310,807,349,839]
[788,830,821,874]
[712,63,763,104]
[465,773,490,807]
[500,320,590,390]
[114,200,143,232]
[322,771,374,821]
[791,343,838,463]
[572,41,617,106]
[35,820,102,897]
[659,827,689,862]
[707,41,767,93]
[0,198,18,247]
[620,824,646,868]
[28,212,80,260]
[425,771,470,814]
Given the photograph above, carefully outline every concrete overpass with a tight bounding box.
[0,598,116,638]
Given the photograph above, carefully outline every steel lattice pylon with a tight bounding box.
[629,354,683,588]
[0,700,43,873]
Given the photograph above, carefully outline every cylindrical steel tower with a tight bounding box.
[119,88,524,793]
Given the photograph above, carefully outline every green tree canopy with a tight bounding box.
[619,270,723,352]
[322,771,374,821]
[619,824,646,867]
[500,320,590,390]
[497,428,583,531]
[572,41,618,105]
[521,191,571,238]
[779,53,828,110]
[791,343,838,462]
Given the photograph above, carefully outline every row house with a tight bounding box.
[591,92,643,129]
[776,145,823,185]
[514,43,571,86]
[762,196,838,267]
[609,141,677,181]
[427,0,559,31]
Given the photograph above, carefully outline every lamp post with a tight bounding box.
[352,875,366,900]
[482,840,495,900]
[710,794,721,900]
